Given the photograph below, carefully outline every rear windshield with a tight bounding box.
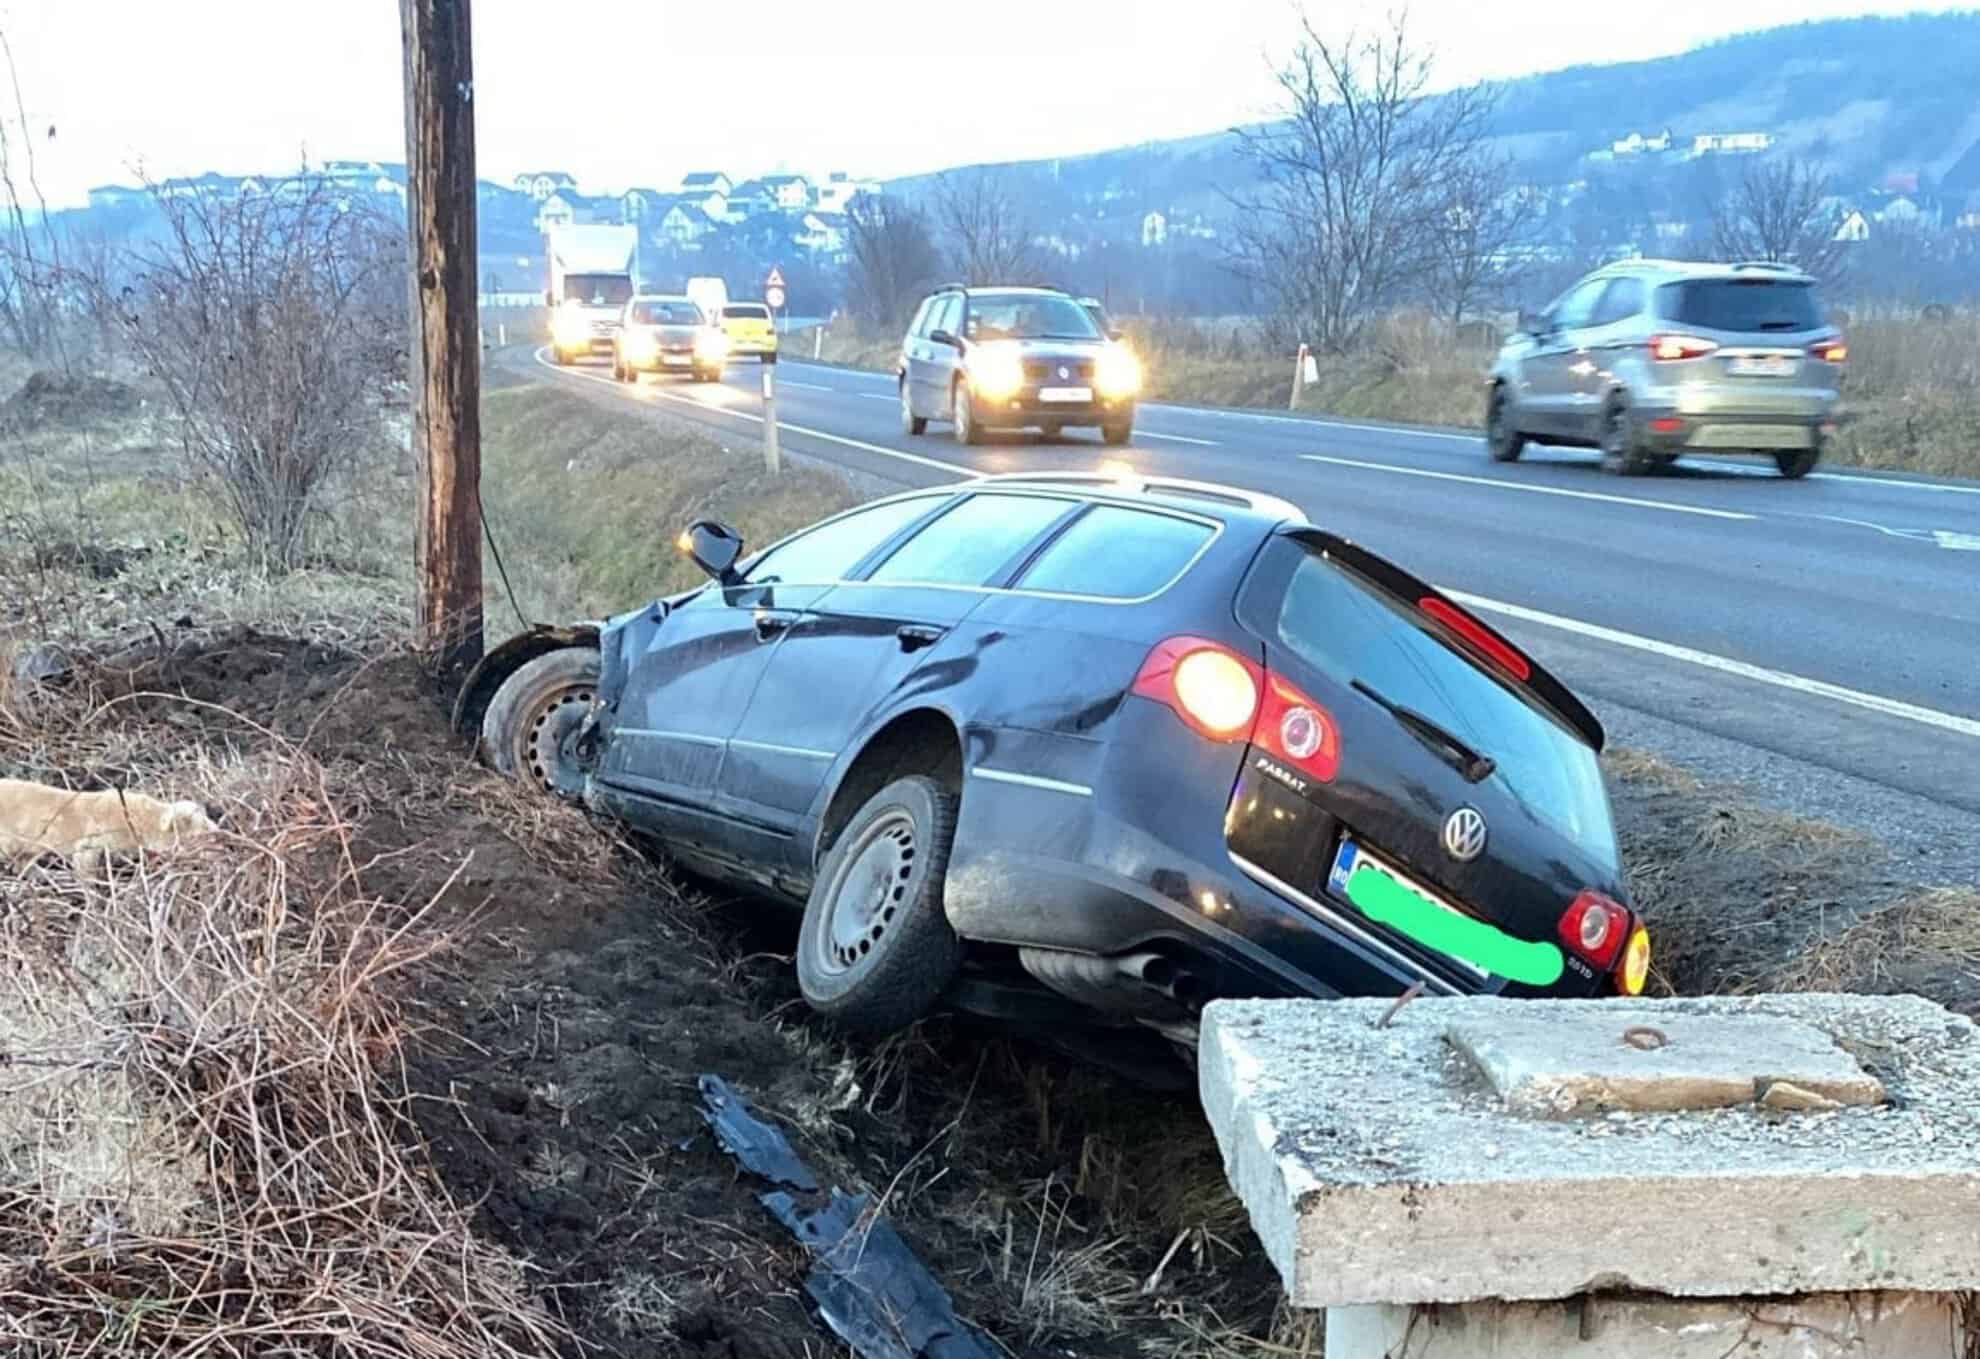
[1274,555,1618,863]
[723,304,771,320]
[1658,278,1823,333]
[632,300,704,325]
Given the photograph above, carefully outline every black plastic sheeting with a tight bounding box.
[698,1074,1001,1359]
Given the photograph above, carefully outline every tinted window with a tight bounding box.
[1659,278,1824,332]
[930,293,962,337]
[869,494,1071,587]
[745,496,944,585]
[964,293,1101,341]
[722,304,771,320]
[1550,278,1608,329]
[1589,278,1645,326]
[633,300,704,325]
[1016,507,1212,598]
[1274,554,1617,862]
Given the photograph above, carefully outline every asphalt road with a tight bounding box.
[505,345,1980,831]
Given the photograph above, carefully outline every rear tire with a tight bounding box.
[953,383,984,446]
[796,775,964,1034]
[1102,420,1132,447]
[479,647,600,800]
[1775,445,1820,479]
[901,380,927,435]
[1486,384,1526,462]
[1599,398,1654,477]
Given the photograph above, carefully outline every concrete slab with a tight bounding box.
[1198,994,1980,1308]
[1446,1010,1886,1116]
[1326,1292,1959,1359]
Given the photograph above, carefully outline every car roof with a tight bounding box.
[629,293,697,303]
[960,472,1302,528]
[924,283,1073,299]
[1588,258,1817,286]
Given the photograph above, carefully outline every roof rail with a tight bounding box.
[965,471,1302,522]
[1731,259,1801,273]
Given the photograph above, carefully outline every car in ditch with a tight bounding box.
[1487,258,1846,478]
[457,473,1651,1054]
[611,294,730,384]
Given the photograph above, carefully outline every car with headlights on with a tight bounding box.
[458,472,1651,1056]
[898,285,1141,446]
[612,295,730,383]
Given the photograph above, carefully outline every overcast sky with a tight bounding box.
[3,0,1969,206]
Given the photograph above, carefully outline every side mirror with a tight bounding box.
[1518,309,1549,336]
[544,289,554,306]
[927,328,960,348]
[1106,328,1124,342]
[678,519,744,585]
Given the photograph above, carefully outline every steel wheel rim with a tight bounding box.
[814,809,916,978]
[517,685,593,795]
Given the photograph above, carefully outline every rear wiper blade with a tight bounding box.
[1352,679,1497,784]
[1755,321,1801,331]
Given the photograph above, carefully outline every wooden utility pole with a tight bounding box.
[400,0,483,674]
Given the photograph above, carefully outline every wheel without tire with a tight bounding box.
[900,381,927,435]
[1599,399,1654,476]
[1775,445,1820,479]
[953,383,984,445]
[796,775,964,1034]
[1102,421,1132,446]
[479,647,600,800]
[1486,384,1526,462]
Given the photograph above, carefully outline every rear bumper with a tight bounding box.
[1635,389,1841,453]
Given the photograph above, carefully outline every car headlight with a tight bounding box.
[694,329,730,358]
[553,310,589,345]
[1095,344,1141,397]
[967,343,1026,399]
[622,329,658,362]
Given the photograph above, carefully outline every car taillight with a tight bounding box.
[1807,336,1848,363]
[1417,596,1532,683]
[1557,890,1629,967]
[1132,638,1339,782]
[1648,334,1719,361]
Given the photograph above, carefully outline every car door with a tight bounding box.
[1570,277,1648,437]
[1520,278,1606,437]
[720,492,1082,867]
[907,293,959,419]
[597,495,951,846]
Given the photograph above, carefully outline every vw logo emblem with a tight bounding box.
[1442,807,1488,862]
[1057,365,1070,379]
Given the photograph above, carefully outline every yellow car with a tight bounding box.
[719,302,778,359]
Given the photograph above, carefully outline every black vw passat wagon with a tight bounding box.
[460,473,1651,1043]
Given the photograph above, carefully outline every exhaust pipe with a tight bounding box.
[1019,948,1204,1014]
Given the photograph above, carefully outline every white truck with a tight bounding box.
[546,224,639,364]
[685,276,729,325]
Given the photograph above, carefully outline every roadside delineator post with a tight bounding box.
[814,326,823,360]
[762,350,782,475]
[498,321,507,346]
[1290,343,1309,411]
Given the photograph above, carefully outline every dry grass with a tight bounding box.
[1828,309,1980,478]
[0,688,562,1355]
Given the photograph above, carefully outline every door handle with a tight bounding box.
[896,624,943,652]
[754,610,797,642]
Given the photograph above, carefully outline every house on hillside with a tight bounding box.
[621,187,669,222]
[1959,193,1980,231]
[1690,132,1774,156]
[157,172,260,199]
[658,202,717,248]
[1612,129,1673,155]
[1873,194,1930,226]
[678,170,732,196]
[762,173,812,210]
[535,193,577,233]
[1141,210,1168,247]
[87,184,137,209]
[1833,209,1872,243]
[515,170,578,201]
[677,187,729,219]
[793,211,846,254]
[727,179,775,217]
[813,172,879,213]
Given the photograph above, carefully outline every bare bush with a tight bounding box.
[1711,155,1848,285]
[932,168,1038,284]
[1231,11,1498,350]
[107,178,406,572]
[845,191,943,331]
[1430,164,1543,325]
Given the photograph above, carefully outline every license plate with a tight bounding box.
[662,354,691,366]
[1727,355,1796,378]
[1039,386,1092,403]
[1327,837,1489,978]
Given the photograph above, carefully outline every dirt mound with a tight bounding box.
[4,629,1280,1359]
[2,369,143,430]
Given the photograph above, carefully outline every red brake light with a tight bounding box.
[1132,638,1339,782]
[1807,336,1847,364]
[1648,334,1718,361]
[1417,596,1532,683]
[1558,890,1629,967]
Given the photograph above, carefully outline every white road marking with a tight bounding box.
[1814,471,1980,497]
[1935,530,1980,551]
[778,379,834,391]
[1140,430,1222,446]
[1149,401,1482,442]
[856,392,897,401]
[533,347,1973,739]
[1801,513,1980,550]
[1446,589,1980,741]
[1300,454,1758,521]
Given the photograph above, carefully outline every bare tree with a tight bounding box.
[1230,11,1496,351]
[931,168,1037,284]
[1711,156,1848,284]
[0,24,65,357]
[1428,162,1543,325]
[109,178,406,571]
[844,192,942,331]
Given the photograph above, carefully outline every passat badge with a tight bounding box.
[1442,807,1487,862]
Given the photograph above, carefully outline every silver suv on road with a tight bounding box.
[1486,259,1847,479]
